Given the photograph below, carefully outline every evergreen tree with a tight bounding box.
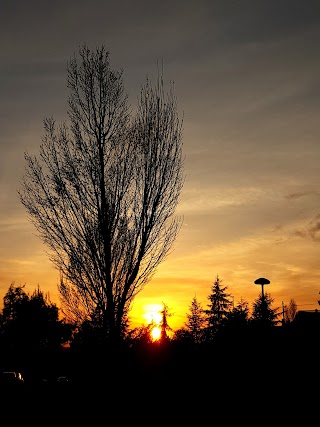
[126,323,154,346]
[250,292,281,328]
[1,283,29,324]
[225,297,250,330]
[184,296,206,344]
[0,283,74,354]
[159,303,173,344]
[204,275,233,340]
[172,327,192,344]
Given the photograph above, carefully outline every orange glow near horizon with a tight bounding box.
[1,263,319,334]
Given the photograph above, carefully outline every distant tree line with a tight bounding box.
[173,275,282,345]
[0,276,313,351]
[1,274,318,384]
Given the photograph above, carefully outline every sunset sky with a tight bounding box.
[1,0,320,330]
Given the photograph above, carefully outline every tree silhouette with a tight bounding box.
[159,303,173,344]
[1,283,29,324]
[225,297,250,330]
[204,275,233,340]
[18,44,184,347]
[0,283,73,358]
[250,292,281,328]
[126,323,154,346]
[283,298,298,324]
[184,296,206,344]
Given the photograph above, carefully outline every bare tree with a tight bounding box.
[19,45,184,346]
[284,298,298,324]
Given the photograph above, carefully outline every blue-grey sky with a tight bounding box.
[1,0,320,328]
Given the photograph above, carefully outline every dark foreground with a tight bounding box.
[1,341,318,425]
[1,325,318,424]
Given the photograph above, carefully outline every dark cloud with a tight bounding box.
[285,191,320,200]
[295,214,320,241]
[211,0,320,40]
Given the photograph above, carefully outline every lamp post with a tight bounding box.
[254,277,270,300]
[254,277,270,325]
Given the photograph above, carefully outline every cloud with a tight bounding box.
[177,186,268,217]
[285,191,314,200]
[284,189,320,200]
[295,214,320,241]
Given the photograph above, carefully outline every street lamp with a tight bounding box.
[254,277,270,325]
[254,277,270,299]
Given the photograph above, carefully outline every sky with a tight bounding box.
[1,0,320,330]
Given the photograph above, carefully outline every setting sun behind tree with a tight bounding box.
[143,304,162,341]
[151,326,161,341]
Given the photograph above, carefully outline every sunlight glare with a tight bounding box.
[151,326,161,341]
[143,304,162,324]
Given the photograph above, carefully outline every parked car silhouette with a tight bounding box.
[57,376,69,384]
[0,371,24,385]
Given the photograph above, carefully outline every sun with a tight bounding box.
[143,304,162,324]
[143,304,162,341]
[151,326,161,341]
